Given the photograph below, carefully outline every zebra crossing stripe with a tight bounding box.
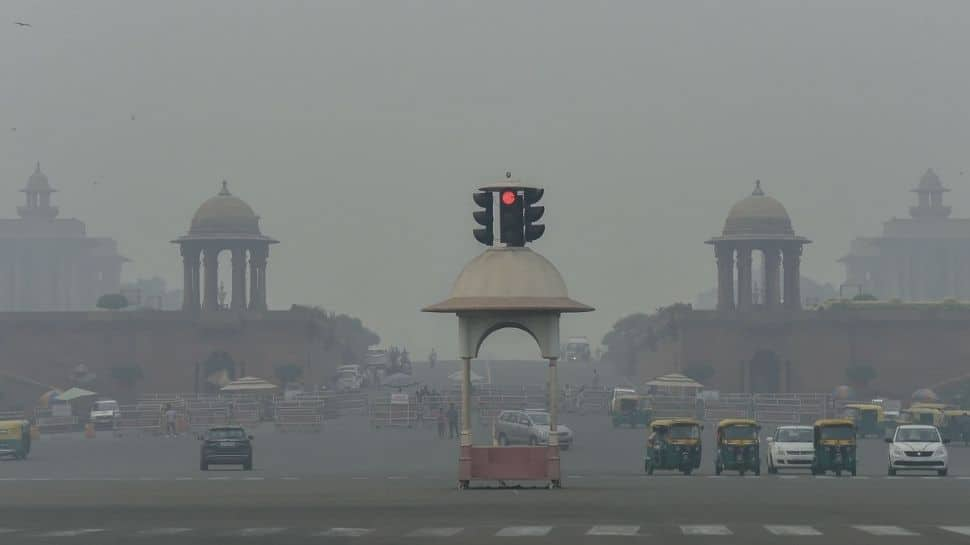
[940,526,970,537]
[765,525,822,536]
[587,525,640,536]
[407,527,464,537]
[681,525,732,535]
[0,529,20,534]
[137,528,193,536]
[235,528,287,536]
[35,529,105,537]
[319,528,375,537]
[496,526,553,537]
[853,525,918,536]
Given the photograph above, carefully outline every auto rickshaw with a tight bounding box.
[0,419,31,460]
[610,389,650,428]
[842,403,884,438]
[714,419,760,476]
[811,419,856,476]
[942,410,970,446]
[901,406,943,427]
[644,418,703,475]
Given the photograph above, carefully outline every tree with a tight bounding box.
[96,293,129,310]
[110,365,143,387]
[274,363,304,385]
[845,363,877,389]
[684,362,715,385]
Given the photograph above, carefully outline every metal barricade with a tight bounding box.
[369,401,416,429]
[116,404,163,436]
[275,400,324,432]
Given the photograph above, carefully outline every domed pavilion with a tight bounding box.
[172,181,278,312]
[706,181,810,311]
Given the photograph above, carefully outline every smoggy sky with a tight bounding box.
[2,1,969,358]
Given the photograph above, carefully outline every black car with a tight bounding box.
[200,426,253,470]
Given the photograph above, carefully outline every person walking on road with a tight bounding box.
[436,407,446,438]
[447,403,459,439]
[164,404,177,437]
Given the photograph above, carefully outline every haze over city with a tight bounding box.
[3,0,969,357]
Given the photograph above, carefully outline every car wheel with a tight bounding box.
[498,433,509,446]
[715,462,722,476]
[243,456,253,471]
[888,466,896,476]
[754,464,761,476]
[938,468,948,477]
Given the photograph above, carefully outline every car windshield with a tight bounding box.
[670,424,699,439]
[528,413,550,425]
[776,428,813,442]
[208,429,246,440]
[722,425,757,440]
[820,426,855,440]
[94,401,117,411]
[896,428,941,442]
[338,370,357,379]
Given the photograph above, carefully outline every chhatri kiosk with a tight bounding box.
[424,174,592,489]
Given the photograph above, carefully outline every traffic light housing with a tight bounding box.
[472,191,494,246]
[523,188,545,242]
[499,190,524,246]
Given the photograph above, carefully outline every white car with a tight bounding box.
[89,399,120,429]
[887,424,948,476]
[766,425,814,473]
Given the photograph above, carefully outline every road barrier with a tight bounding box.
[275,400,324,432]
[369,401,416,429]
[115,404,163,436]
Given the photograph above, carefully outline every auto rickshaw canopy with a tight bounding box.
[814,418,855,428]
[716,418,759,431]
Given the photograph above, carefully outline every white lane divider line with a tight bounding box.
[387,475,409,480]
[0,529,20,534]
[35,529,105,537]
[175,477,193,481]
[207,476,230,480]
[496,526,553,537]
[137,528,193,536]
[234,527,287,536]
[281,476,299,480]
[681,525,732,535]
[941,526,970,537]
[318,528,375,537]
[853,525,918,536]
[243,477,264,480]
[765,525,822,536]
[351,476,369,480]
[587,525,641,536]
[407,527,465,537]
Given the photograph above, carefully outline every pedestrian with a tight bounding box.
[447,402,459,439]
[164,404,177,437]
[436,407,446,438]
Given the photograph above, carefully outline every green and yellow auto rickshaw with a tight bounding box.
[811,419,856,476]
[714,419,760,476]
[842,403,884,438]
[901,406,943,427]
[610,388,650,428]
[0,419,31,460]
[942,410,970,446]
[644,418,703,475]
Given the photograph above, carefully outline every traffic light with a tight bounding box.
[499,189,524,246]
[523,188,545,242]
[472,191,494,246]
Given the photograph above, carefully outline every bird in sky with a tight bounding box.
[14,21,32,27]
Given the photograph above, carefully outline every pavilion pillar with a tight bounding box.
[736,246,753,312]
[202,247,219,312]
[763,246,781,309]
[248,248,259,310]
[181,245,200,311]
[230,247,247,311]
[249,246,268,311]
[783,244,802,310]
[715,243,736,311]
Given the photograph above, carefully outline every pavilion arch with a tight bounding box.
[459,312,562,361]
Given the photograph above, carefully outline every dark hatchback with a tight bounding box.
[200,426,253,470]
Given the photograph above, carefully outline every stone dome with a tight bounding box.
[189,181,261,236]
[423,246,592,313]
[23,162,53,192]
[722,180,794,237]
[917,168,945,191]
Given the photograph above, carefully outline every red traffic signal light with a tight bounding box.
[501,190,517,206]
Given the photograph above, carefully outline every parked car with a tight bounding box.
[200,426,253,471]
[766,425,814,473]
[494,410,573,450]
[335,365,363,393]
[887,424,948,476]
[89,399,120,430]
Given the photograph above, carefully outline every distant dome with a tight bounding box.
[722,180,794,236]
[917,168,945,191]
[24,162,53,192]
[423,247,592,313]
[189,181,261,236]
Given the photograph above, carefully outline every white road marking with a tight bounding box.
[957,476,970,480]
[587,525,641,536]
[0,529,20,534]
[243,477,264,480]
[496,526,553,537]
[281,476,299,480]
[941,526,970,537]
[351,476,369,480]
[408,527,464,537]
[235,527,287,536]
[387,475,409,480]
[853,525,918,536]
[765,525,822,536]
[138,477,158,481]
[921,476,941,480]
[778,475,799,479]
[138,528,193,536]
[681,525,732,535]
[175,477,193,481]
[207,476,230,480]
[36,529,105,537]
[319,528,375,537]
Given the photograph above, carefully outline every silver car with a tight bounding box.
[494,410,573,450]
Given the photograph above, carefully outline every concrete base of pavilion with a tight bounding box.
[458,445,561,489]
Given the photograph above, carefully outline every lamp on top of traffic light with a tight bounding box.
[523,188,545,243]
[499,189,525,247]
[472,191,494,246]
